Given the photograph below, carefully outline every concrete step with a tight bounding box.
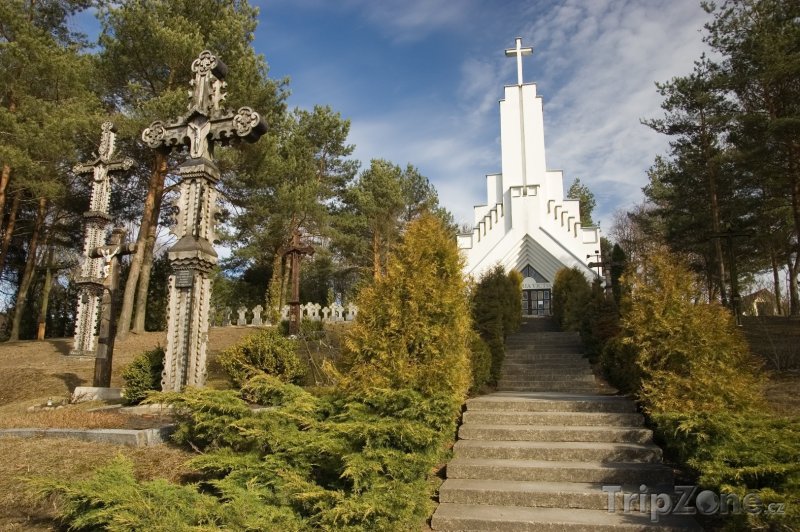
[500,374,595,382]
[462,411,644,427]
[438,479,675,510]
[446,458,673,484]
[431,503,701,531]
[466,393,637,413]
[453,440,662,462]
[497,380,596,387]
[506,347,585,353]
[498,385,599,393]
[458,424,653,443]
[504,353,587,360]
[499,374,595,383]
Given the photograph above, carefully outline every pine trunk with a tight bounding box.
[36,246,55,340]
[0,164,11,233]
[131,165,166,333]
[770,249,782,316]
[0,189,22,277]
[9,197,47,341]
[117,152,167,340]
[372,231,381,280]
[0,95,16,230]
[788,255,799,317]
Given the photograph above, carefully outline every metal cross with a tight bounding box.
[505,37,533,86]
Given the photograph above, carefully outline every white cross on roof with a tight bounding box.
[505,37,533,85]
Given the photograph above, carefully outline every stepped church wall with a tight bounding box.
[457,39,601,315]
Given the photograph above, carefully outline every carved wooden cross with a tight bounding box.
[141,50,266,160]
[71,122,134,357]
[74,122,135,216]
[141,50,267,392]
[281,230,314,335]
[89,228,137,387]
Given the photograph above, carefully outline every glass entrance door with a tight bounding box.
[522,289,551,316]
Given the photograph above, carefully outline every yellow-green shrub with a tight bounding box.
[217,328,306,388]
[617,252,763,414]
[341,212,471,407]
[472,265,522,382]
[552,267,591,331]
[121,346,164,405]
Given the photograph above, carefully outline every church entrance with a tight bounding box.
[519,265,552,316]
[522,289,551,316]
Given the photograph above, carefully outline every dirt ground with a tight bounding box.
[0,326,256,531]
[0,327,255,412]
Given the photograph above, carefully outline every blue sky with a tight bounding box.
[250,0,715,231]
[73,0,715,232]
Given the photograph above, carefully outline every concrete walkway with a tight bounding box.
[431,319,699,531]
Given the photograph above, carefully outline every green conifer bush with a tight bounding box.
[468,330,492,393]
[217,328,306,387]
[471,264,522,382]
[552,267,591,331]
[341,212,471,406]
[36,213,475,531]
[596,251,799,529]
[120,346,164,405]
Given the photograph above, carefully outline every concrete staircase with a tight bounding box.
[431,319,699,531]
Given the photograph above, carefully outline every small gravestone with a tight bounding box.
[237,306,248,326]
[222,307,232,327]
[209,306,217,327]
[321,306,331,321]
[346,303,358,321]
[331,302,344,322]
[252,305,263,326]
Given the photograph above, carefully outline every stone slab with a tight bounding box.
[72,386,123,403]
[0,425,174,447]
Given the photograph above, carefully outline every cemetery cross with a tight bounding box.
[71,122,134,356]
[142,50,266,391]
[281,230,314,335]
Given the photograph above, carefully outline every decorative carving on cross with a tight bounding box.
[504,37,533,86]
[146,50,267,392]
[141,51,266,160]
[71,122,134,357]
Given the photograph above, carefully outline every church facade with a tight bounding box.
[457,39,601,316]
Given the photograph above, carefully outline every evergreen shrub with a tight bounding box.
[472,265,522,382]
[594,251,799,529]
[468,331,492,394]
[615,253,763,414]
[36,213,475,531]
[552,267,591,331]
[121,346,164,405]
[217,328,305,387]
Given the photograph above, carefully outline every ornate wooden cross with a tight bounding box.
[71,122,134,356]
[281,230,314,335]
[89,227,137,387]
[142,50,266,391]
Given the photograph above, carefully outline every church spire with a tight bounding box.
[504,37,533,85]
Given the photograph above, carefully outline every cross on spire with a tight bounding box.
[505,37,533,86]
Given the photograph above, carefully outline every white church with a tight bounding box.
[457,38,602,316]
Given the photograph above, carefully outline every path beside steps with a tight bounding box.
[431,319,699,531]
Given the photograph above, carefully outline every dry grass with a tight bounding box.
[764,370,800,418]
[0,437,195,531]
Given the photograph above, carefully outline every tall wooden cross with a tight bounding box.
[142,50,267,392]
[281,230,314,335]
[505,37,533,86]
[89,227,137,387]
[71,122,134,356]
